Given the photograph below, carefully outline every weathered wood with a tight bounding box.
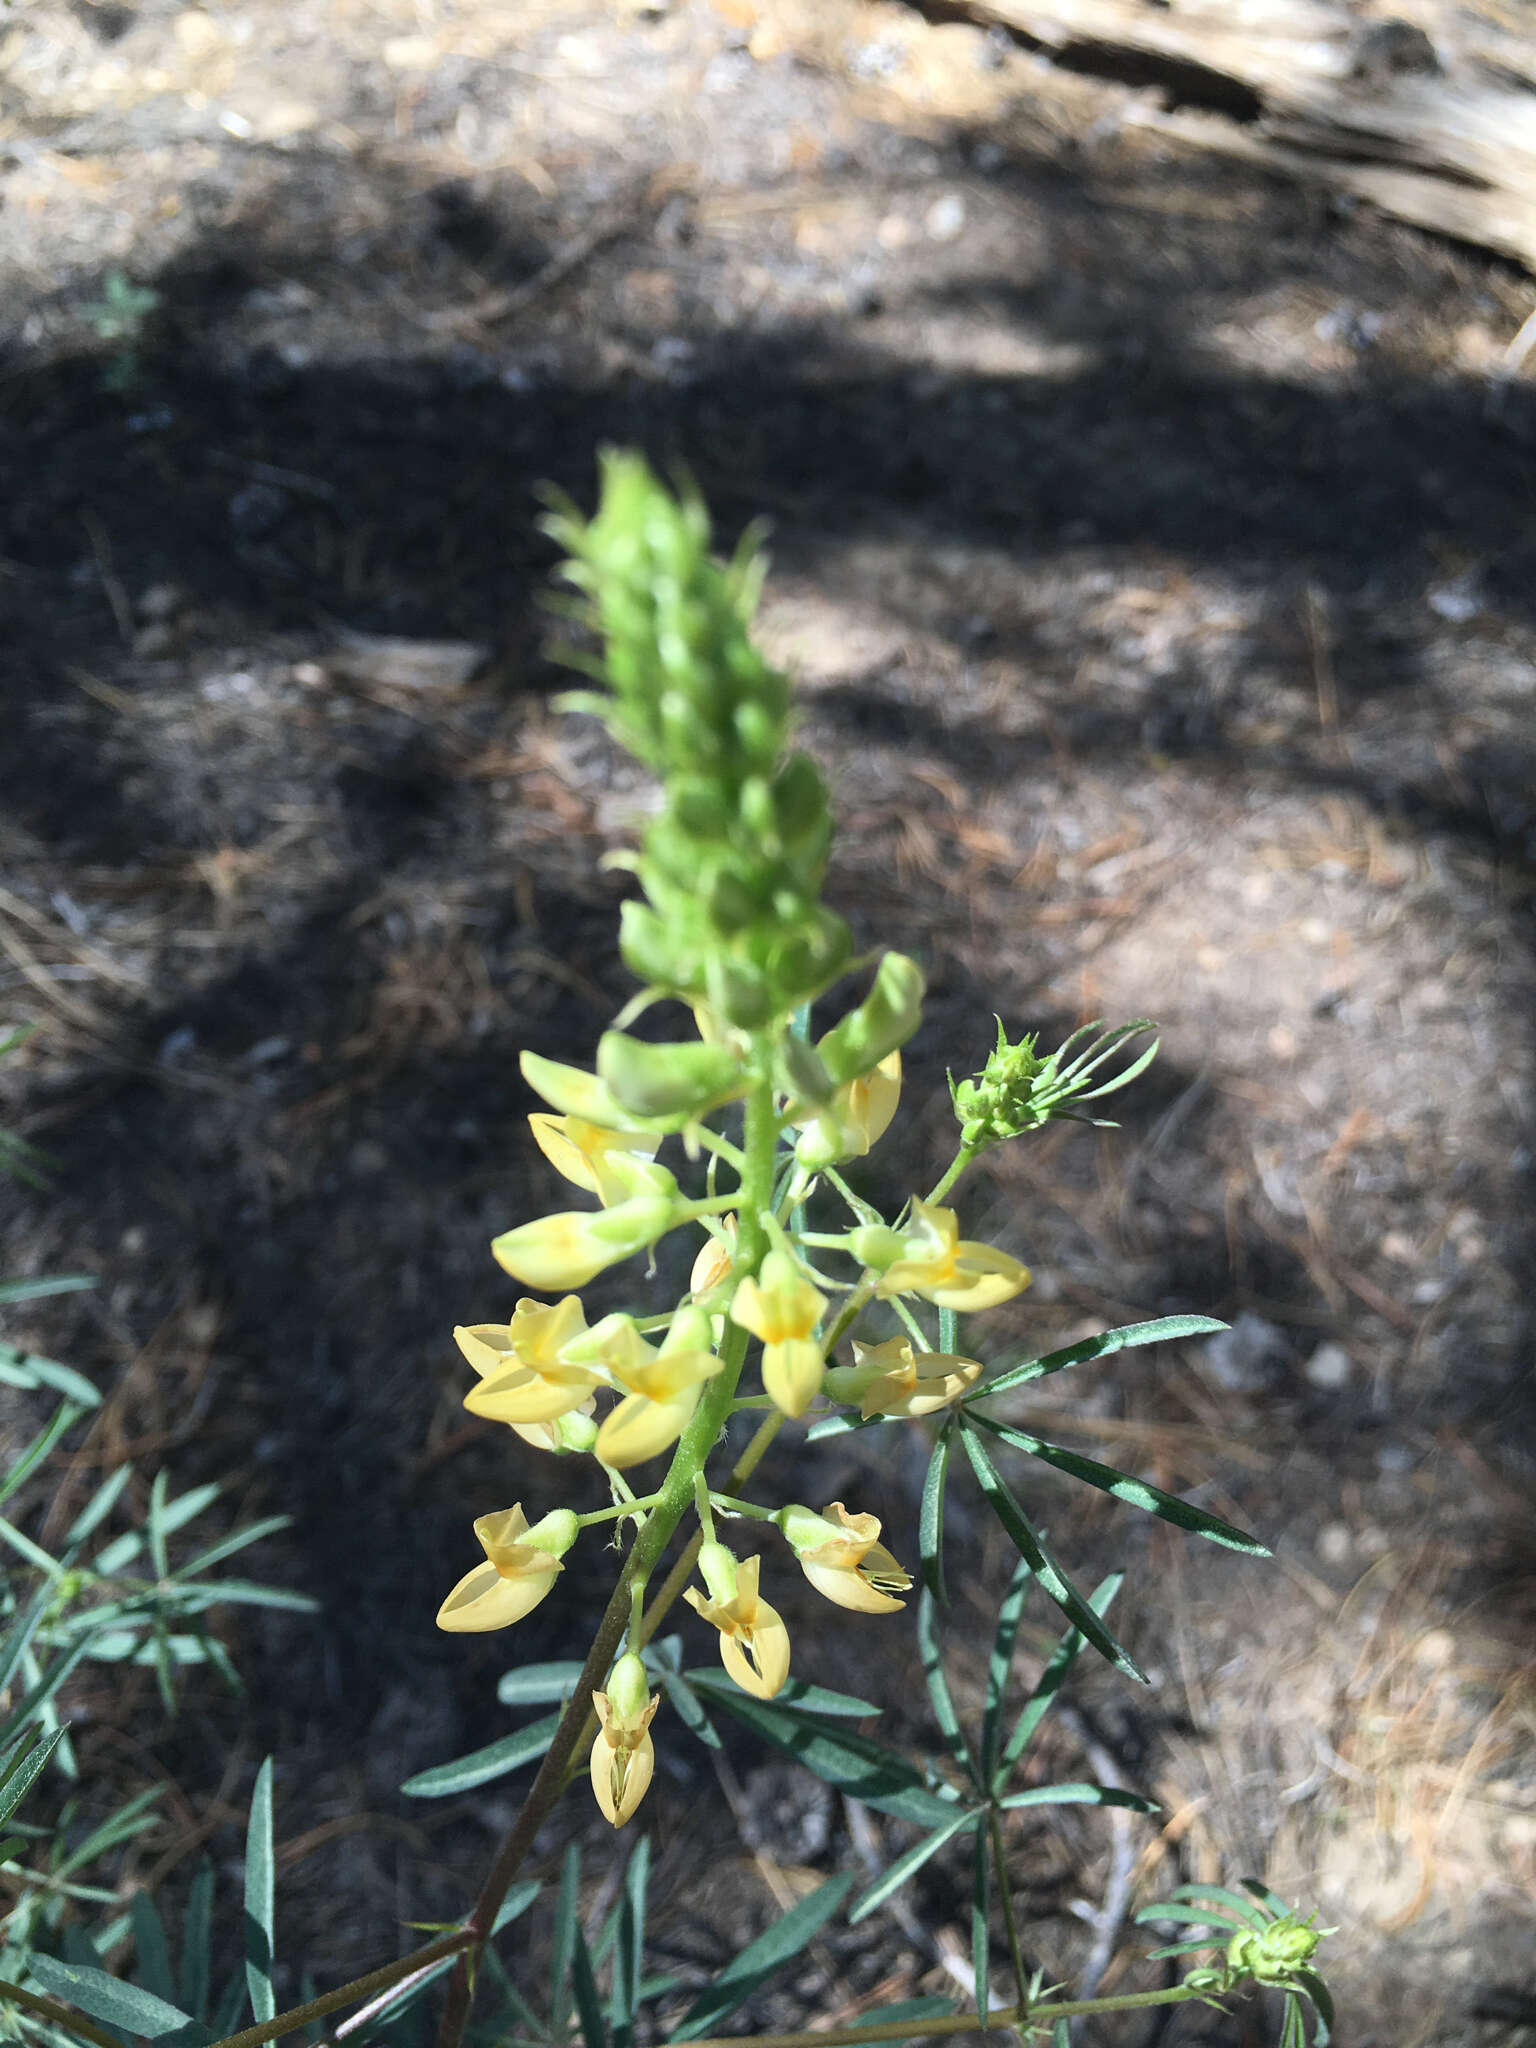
[924,0,1536,271]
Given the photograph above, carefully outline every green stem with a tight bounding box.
[925,1145,978,1207]
[578,1492,663,1527]
[0,1978,127,2048]
[671,1982,1231,2048]
[987,1806,1031,2022]
[430,1049,780,2048]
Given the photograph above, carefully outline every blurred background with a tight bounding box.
[1,0,1533,2041]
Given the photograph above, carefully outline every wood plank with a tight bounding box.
[921,0,1536,271]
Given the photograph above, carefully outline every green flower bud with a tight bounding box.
[817,953,925,1085]
[847,1224,907,1271]
[597,1032,744,1119]
[520,1051,640,1129]
[705,953,774,1029]
[521,1508,581,1558]
[697,1540,740,1607]
[774,1033,835,1109]
[606,1650,652,1722]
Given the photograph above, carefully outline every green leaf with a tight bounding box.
[130,1892,177,2007]
[0,1583,50,1700]
[0,1275,98,1308]
[495,1661,586,1708]
[975,1316,1229,1402]
[685,1689,956,1825]
[959,1426,1146,1684]
[400,1713,560,1798]
[804,1411,888,1443]
[980,1553,1033,1782]
[157,1581,319,1614]
[1159,1883,1267,1929]
[175,1518,294,1577]
[244,1757,275,2026]
[998,1571,1122,1781]
[849,1808,980,1922]
[550,1842,581,2040]
[148,1473,171,1582]
[685,1672,881,1719]
[659,1670,720,1750]
[998,1783,1157,1813]
[54,1786,161,1874]
[0,1404,88,1511]
[970,1825,990,2022]
[0,1727,64,1833]
[66,1467,133,1548]
[1239,1876,1293,1918]
[26,1955,210,2043]
[671,1874,854,2041]
[570,1924,608,2048]
[916,1590,975,1786]
[1292,1970,1333,2046]
[180,1861,214,2022]
[967,1415,1268,1555]
[0,1633,99,1752]
[151,1486,223,1541]
[610,1837,649,2048]
[918,1426,952,1608]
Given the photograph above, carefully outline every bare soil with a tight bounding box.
[2,1,1534,2043]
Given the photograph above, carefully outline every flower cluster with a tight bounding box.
[431,454,1081,1830]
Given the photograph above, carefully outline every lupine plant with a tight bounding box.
[0,456,1332,2048]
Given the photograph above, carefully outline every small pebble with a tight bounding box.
[924,193,966,243]
[1303,1340,1353,1390]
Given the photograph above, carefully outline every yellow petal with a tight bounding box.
[690,1223,736,1297]
[464,1363,597,1423]
[453,1324,519,1377]
[590,1725,655,1826]
[718,1605,791,1698]
[922,1245,1031,1312]
[594,1387,699,1468]
[799,1556,906,1614]
[762,1338,824,1418]
[436,1560,559,1632]
[529,1115,661,1206]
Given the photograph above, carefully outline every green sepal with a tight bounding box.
[817,953,925,1084]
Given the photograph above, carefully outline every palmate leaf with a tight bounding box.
[400,1713,561,1797]
[670,1873,853,2041]
[684,1684,957,1826]
[976,1316,1228,1402]
[958,1425,1146,1684]
[966,1413,1268,1556]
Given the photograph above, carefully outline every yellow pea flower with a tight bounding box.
[528,1113,662,1206]
[823,1336,984,1419]
[684,1542,791,1698]
[794,1052,902,1171]
[586,1307,723,1468]
[458,1296,602,1425]
[590,1652,660,1827]
[777,1501,912,1614]
[436,1505,578,1633]
[689,1216,737,1301]
[729,1251,828,1418]
[508,1398,598,1455]
[491,1173,679,1291]
[875,1199,1031,1312]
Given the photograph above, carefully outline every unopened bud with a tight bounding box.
[597,1032,743,1120]
[817,953,924,1085]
